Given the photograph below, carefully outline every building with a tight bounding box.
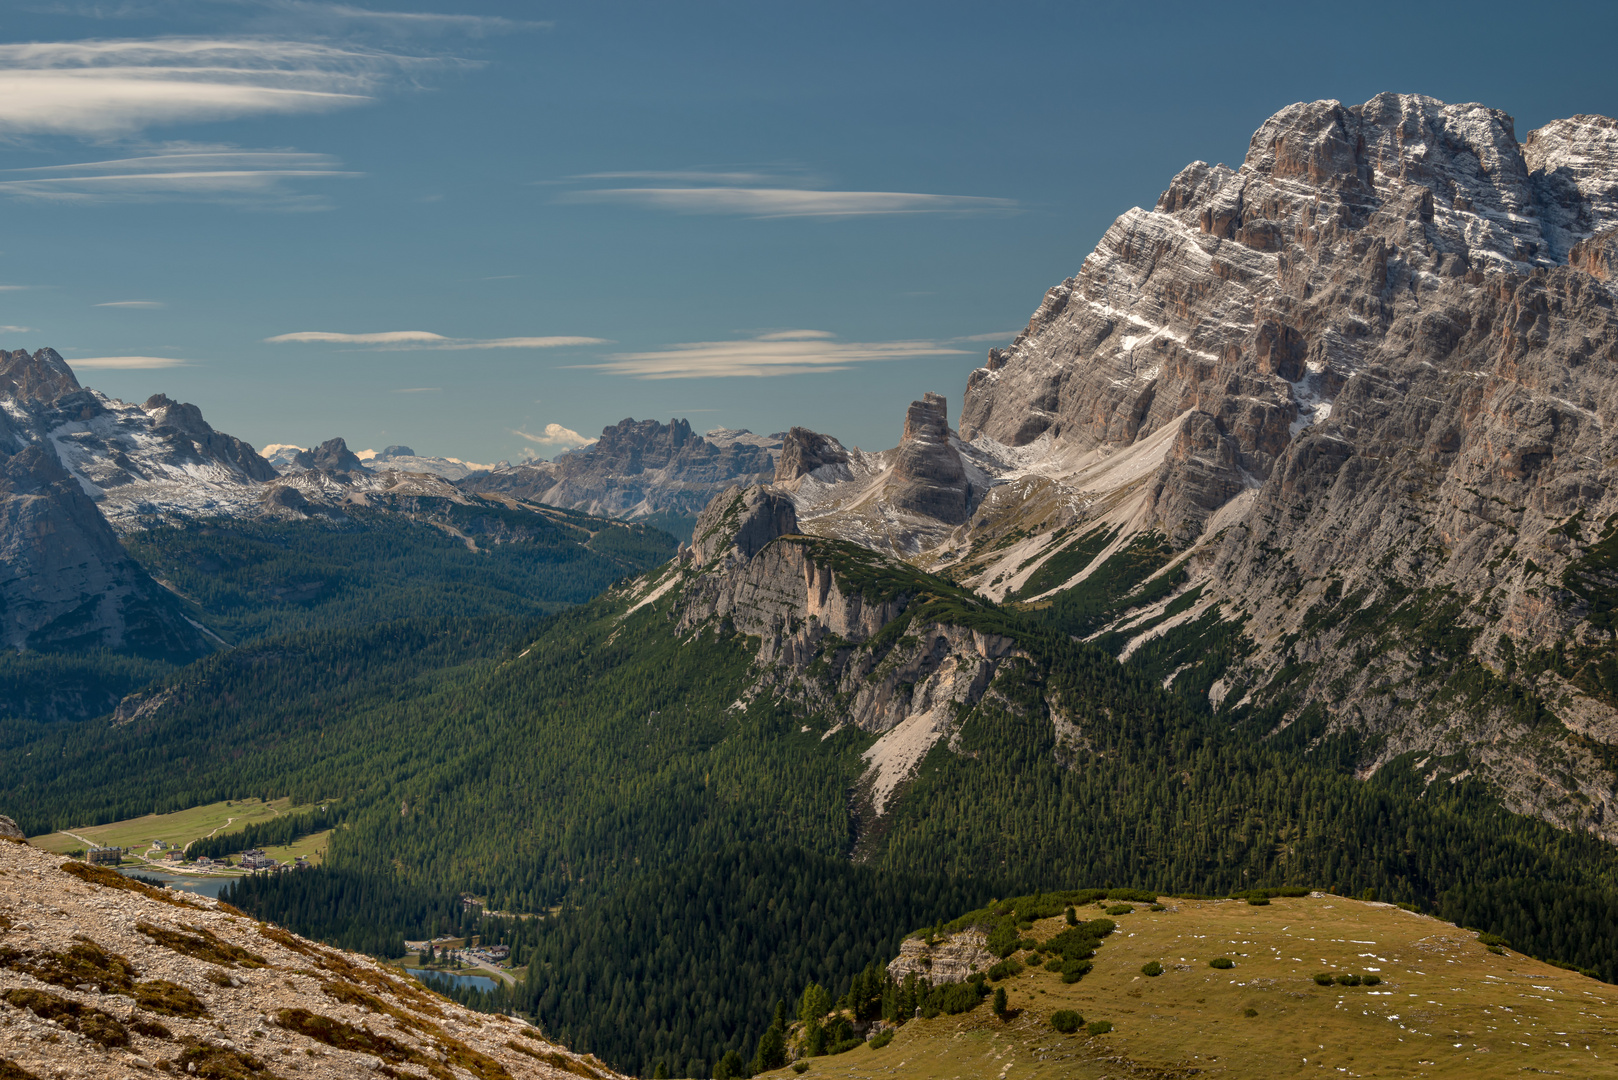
[238,849,277,870]
[86,847,121,865]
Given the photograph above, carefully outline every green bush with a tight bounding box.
[867,1030,893,1050]
[1043,958,1063,972]
[1149,903,1166,912]
[1141,961,1163,977]
[1478,932,1510,948]
[827,1038,863,1055]
[1334,973,1361,986]
[792,1063,809,1075]
[1060,959,1093,984]
[1105,904,1134,916]
[1486,944,1505,955]
[1209,957,1234,969]
[1242,1007,1258,1018]
[992,987,1008,1017]
[987,959,1024,982]
[1247,895,1271,906]
[1049,1010,1082,1034]
[1018,937,1039,952]
[1312,973,1334,986]
[1363,975,1381,986]
[1064,906,1077,926]
[1085,1020,1113,1036]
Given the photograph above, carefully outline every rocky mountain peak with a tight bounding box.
[775,426,851,483]
[291,437,368,474]
[689,485,798,569]
[0,348,80,404]
[891,392,971,525]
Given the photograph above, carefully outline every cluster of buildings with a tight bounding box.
[77,843,309,874]
[403,936,512,968]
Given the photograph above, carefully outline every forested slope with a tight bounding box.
[8,489,1618,1077]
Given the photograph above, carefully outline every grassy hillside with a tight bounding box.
[759,894,1618,1080]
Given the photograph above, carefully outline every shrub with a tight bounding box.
[1247,895,1271,906]
[1312,973,1334,986]
[992,987,1009,1018]
[827,1038,863,1055]
[1486,945,1505,955]
[867,1030,893,1050]
[792,1063,809,1075]
[987,960,1024,982]
[1363,975,1381,986]
[1478,932,1510,948]
[1049,1010,1082,1034]
[1242,1007,1258,1018]
[1141,961,1163,977]
[1334,973,1361,986]
[1209,957,1234,970]
[1060,959,1093,984]
[1105,904,1133,916]
[1043,958,1063,972]
[1149,903,1166,912]
[1018,938,1039,952]
[1016,920,1034,931]
[1064,906,1077,926]
[1085,1020,1113,1036]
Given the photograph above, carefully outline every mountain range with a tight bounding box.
[5,91,1618,1080]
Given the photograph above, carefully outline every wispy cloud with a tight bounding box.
[70,355,189,369]
[257,2,549,35]
[956,330,1021,342]
[390,386,440,393]
[267,330,608,349]
[513,423,591,448]
[95,299,165,308]
[0,324,34,333]
[0,37,437,138]
[0,286,32,292]
[572,169,802,186]
[564,187,1015,219]
[579,329,969,380]
[0,146,358,207]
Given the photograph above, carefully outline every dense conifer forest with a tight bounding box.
[8,527,1618,1078]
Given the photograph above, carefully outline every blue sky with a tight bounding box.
[2,0,1615,463]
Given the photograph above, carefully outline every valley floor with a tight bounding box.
[757,896,1617,1079]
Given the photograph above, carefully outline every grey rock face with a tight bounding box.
[775,426,851,483]
[889,393,973,526]
[0,814,25,840]
[689,485,799,569]
[142,394,278,482]
[951,92,1618,841]
[0,442,206,659]
[462,418,778,520]
[291,437,368,473]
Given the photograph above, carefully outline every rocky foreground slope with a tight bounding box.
[0,829,616,1080]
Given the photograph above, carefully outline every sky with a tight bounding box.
[2,0,1616,464]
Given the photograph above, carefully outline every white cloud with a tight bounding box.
[0,37,435,138]
[580,329,970,380]
[572,170,800,186]
[956,330,1021,342]
[260,2,549,35]
[267,330,609,349]
[71,355,189,369]
[513,424,592,449]
[0,286,31,292]
[0,325,34,333]
[390,386,440,393]
[563,186,1015,218]
[95,299,165,308]
[0,146,358,206]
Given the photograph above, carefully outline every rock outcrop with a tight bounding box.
[774,427,851,483]
[885,929,995,984]
[0,839,619,1080]
[290,437,367,474]
[889,393,973,525]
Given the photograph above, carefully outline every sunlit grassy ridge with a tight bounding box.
[758,895,1618,1080]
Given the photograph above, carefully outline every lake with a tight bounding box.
[413,970,501,994]
[117,867,236,899]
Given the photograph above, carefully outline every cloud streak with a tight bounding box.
[267,330,608,349]
[580,329,969,380]
[0,146,359,206]
[70,355,189,369]
[564,186,1015,219]
[95,300,165,308]
[0,37,435,138]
